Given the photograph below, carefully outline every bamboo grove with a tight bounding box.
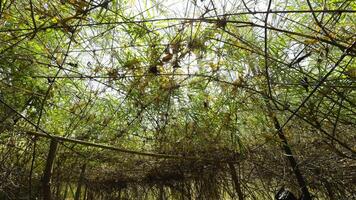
[0,0,355,199]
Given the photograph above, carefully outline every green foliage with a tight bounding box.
[0,0,355,199]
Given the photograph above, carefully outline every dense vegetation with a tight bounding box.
[0,0,355,199]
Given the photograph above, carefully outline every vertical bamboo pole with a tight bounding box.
[74,164,86,200]
[42,139,58,200]
[228,162,244,200]
[269,114,311,200]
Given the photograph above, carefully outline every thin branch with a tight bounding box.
[29,0,37,39]
[278,42,355,131]
[264,0,273,98]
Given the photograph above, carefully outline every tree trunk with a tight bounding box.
[228,162,244,200]
[42,139,58,200]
